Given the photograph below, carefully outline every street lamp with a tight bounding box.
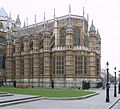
[118,71,120,94]
[106,62,110,102]
[114,67,117,97]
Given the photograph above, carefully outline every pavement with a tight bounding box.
[0,85,120,109]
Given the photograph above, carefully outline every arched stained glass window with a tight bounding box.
[60,28,66,46]
[73,28,80,46]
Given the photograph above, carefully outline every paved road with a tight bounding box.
[0,86,120,109]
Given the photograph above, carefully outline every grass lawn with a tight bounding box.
[0,87,95,98]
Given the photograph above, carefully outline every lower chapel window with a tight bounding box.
[56,56,64,74]
[40,53,44,75]
[75,56,83,74]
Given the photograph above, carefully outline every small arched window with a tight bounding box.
[73,28,80,46]
[60,28,66,46]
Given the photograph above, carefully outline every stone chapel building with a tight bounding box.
[0,6,101,88]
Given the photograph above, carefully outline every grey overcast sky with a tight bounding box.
[1,0,120,75]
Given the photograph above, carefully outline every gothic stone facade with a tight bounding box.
[5,14,101,88]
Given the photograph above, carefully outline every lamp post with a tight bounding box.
[118,71,120,94]
[114,67,117,97]
[106,62,110,102]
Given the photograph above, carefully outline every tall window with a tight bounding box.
[60,28,66,46]
[0,55,5,69]
[51,35,55,49]
[40,53,44,75]
[20,55,24,79]
[73,28,80,46]
[56,56,64,74]
[30,54,33,79]
[13,57,16,80]
[84,56,87,75]
[75,56,83,74]
[96,58,100,75]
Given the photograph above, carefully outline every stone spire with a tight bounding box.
[82,7,85,33]
[26,18,28,27]
[83,6,85,17]
[16,15,21,25]
[89,20,96,34]
[44,12,45,21]
[9,12,11,19]
[69,4,71,15]
[24,19,26,27]
[43,12,46,29]
[23,18,29,37]
[53,8,58,47]
[96,29,100,39]
[87,13,89,22]
[53,8,57,28]
[42,12,50,33]
[54,8,56,19]
[34,14,37,29]
[66,4,73,33]
[35,14,36,23]
[15,14,21,28]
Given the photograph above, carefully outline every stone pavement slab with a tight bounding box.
[0,94,43,107]
[0,92,13,97]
